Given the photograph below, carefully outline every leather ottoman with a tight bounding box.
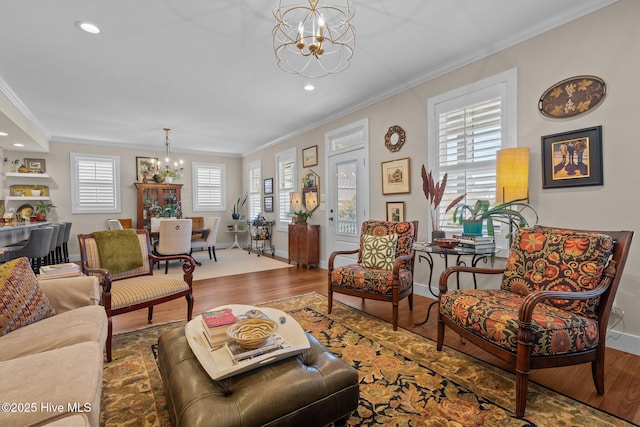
[158,326,359,427]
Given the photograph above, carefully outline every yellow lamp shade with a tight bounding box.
[496,148,529,203]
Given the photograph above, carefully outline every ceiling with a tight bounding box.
[0,0,617,156]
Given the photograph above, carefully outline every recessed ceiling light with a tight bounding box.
[12,143,24,147]
[0,132,8,136]
[76,21,101,34]
[304,84,315,91]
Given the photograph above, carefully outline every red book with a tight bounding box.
[201,308,237,328]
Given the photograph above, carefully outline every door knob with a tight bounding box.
[329,217,334,221]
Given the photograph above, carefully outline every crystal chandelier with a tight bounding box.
[159,128,183,177]
[273,0,355,78]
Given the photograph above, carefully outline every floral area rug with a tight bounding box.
[101,292,632,426]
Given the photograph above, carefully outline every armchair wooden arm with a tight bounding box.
[438,265,505,294]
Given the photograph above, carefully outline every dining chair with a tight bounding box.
[190,216,220,261]
[62,222,72,263]
[436,226,633,417]
[155,219,193,273]
[106,219,124,230]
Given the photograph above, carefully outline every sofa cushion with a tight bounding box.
[360,234,397,270]
[0,257,55,336]
[0,305,107,361]
[0,341,103,427]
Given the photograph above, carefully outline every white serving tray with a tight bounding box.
[185,304,310,380]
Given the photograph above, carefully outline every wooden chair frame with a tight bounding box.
[436,226,633,417]
[78,229,196,362]
[328,220,418,330]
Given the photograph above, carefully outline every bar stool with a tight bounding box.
[62,222,72,263]
[54,223,67,264]
[9,227,54,273]
[44,224,61,266]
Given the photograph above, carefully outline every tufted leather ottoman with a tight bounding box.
[158,326,359,427]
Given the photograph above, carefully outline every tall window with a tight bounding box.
[247,160,262,220]
[192,162,225,211]
[276,147,296,231]
[70,153,120,214]
[428,69,517,244]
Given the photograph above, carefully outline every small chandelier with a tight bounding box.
[158,128,184,177]
[273,0,355,78]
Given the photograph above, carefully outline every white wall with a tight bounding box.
[243,0,640,354]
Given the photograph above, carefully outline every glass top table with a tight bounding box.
[412,242,501,326]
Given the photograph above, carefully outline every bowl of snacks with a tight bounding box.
[433,238,459,249]
[226,318,277,349]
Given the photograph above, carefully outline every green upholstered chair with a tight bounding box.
[436,225,633,417]
[78,229,195,362]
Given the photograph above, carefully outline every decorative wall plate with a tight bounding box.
[384,125,406,152]
[538,75,606,119]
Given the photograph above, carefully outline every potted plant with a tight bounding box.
[452,197,538,238]
[421,165,465,240]
[34,200,56,221]
[232,192,248,220]
[292,210,312,224]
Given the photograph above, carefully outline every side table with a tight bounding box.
[226,220,246,249]
[413,243,499,326]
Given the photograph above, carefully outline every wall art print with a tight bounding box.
[541,126,603,189]
[538,75,606,119]
[381,157,411,195]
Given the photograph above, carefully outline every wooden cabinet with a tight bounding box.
[288,224,319,270]
[134,183,183,230]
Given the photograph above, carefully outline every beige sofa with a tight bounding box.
[0,262,107,426]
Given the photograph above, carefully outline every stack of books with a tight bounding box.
[453,235,496,250]
[225,334,289,364]
[200,308,238,348]
[39,263,82,280]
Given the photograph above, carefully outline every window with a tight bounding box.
[70,153,120,214]
[276,147,297,231]
[428,69,517,246]
[247,159,261,220]
[193,162,226,211]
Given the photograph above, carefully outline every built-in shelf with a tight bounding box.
[3,172,50,179]
[5,196,51,201]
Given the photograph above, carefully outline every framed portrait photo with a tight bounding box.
[381,157,411,195]
[136,156,158,182]
[386,202,405,222]
[264,196,274,213]
[24,158,46,173]
[264,178,273,195]
[302,145,318,168]
[541,126,603,189]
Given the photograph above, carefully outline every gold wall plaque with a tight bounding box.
[538,75,606,119]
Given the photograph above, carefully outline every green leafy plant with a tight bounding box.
[34,200,56,214]
[232,192,248,217]
[452,197,538,237]
[421,165,465,231]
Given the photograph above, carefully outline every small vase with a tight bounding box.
[232,213,240,220]
[462,220,483,236]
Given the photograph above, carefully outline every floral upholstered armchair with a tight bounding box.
[436,225,633,417]
[328,220,418,330]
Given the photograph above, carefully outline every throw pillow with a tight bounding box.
[361,234,398,270]
[0,257,55,336]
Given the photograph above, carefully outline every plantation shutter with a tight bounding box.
[248,160,261,219]
[71,153,120,213]
[276,148,296,229]
[436,97,502,233]
[193,162,225,211]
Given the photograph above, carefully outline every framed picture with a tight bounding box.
[136,156,158,182]
[541,126,603,189]
[264,178,273,195]
[264,196,274,212]
[24,158,46,173]
[302,145,318,168]
[386,202,405,222]
[381,157,411,195]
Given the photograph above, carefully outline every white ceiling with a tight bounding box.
[0,0,617,156]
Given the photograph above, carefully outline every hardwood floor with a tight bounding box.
[113,262,640,424]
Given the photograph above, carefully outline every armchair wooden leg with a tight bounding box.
[186,293,194,320]
[392,303,399,330]
[408,293,413,310]
[148,306,153,323]
[515,370,529,418]
[592,357,605,394]
[328,289,333,314]
[106,317,113,363]
[436,318,445,351]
